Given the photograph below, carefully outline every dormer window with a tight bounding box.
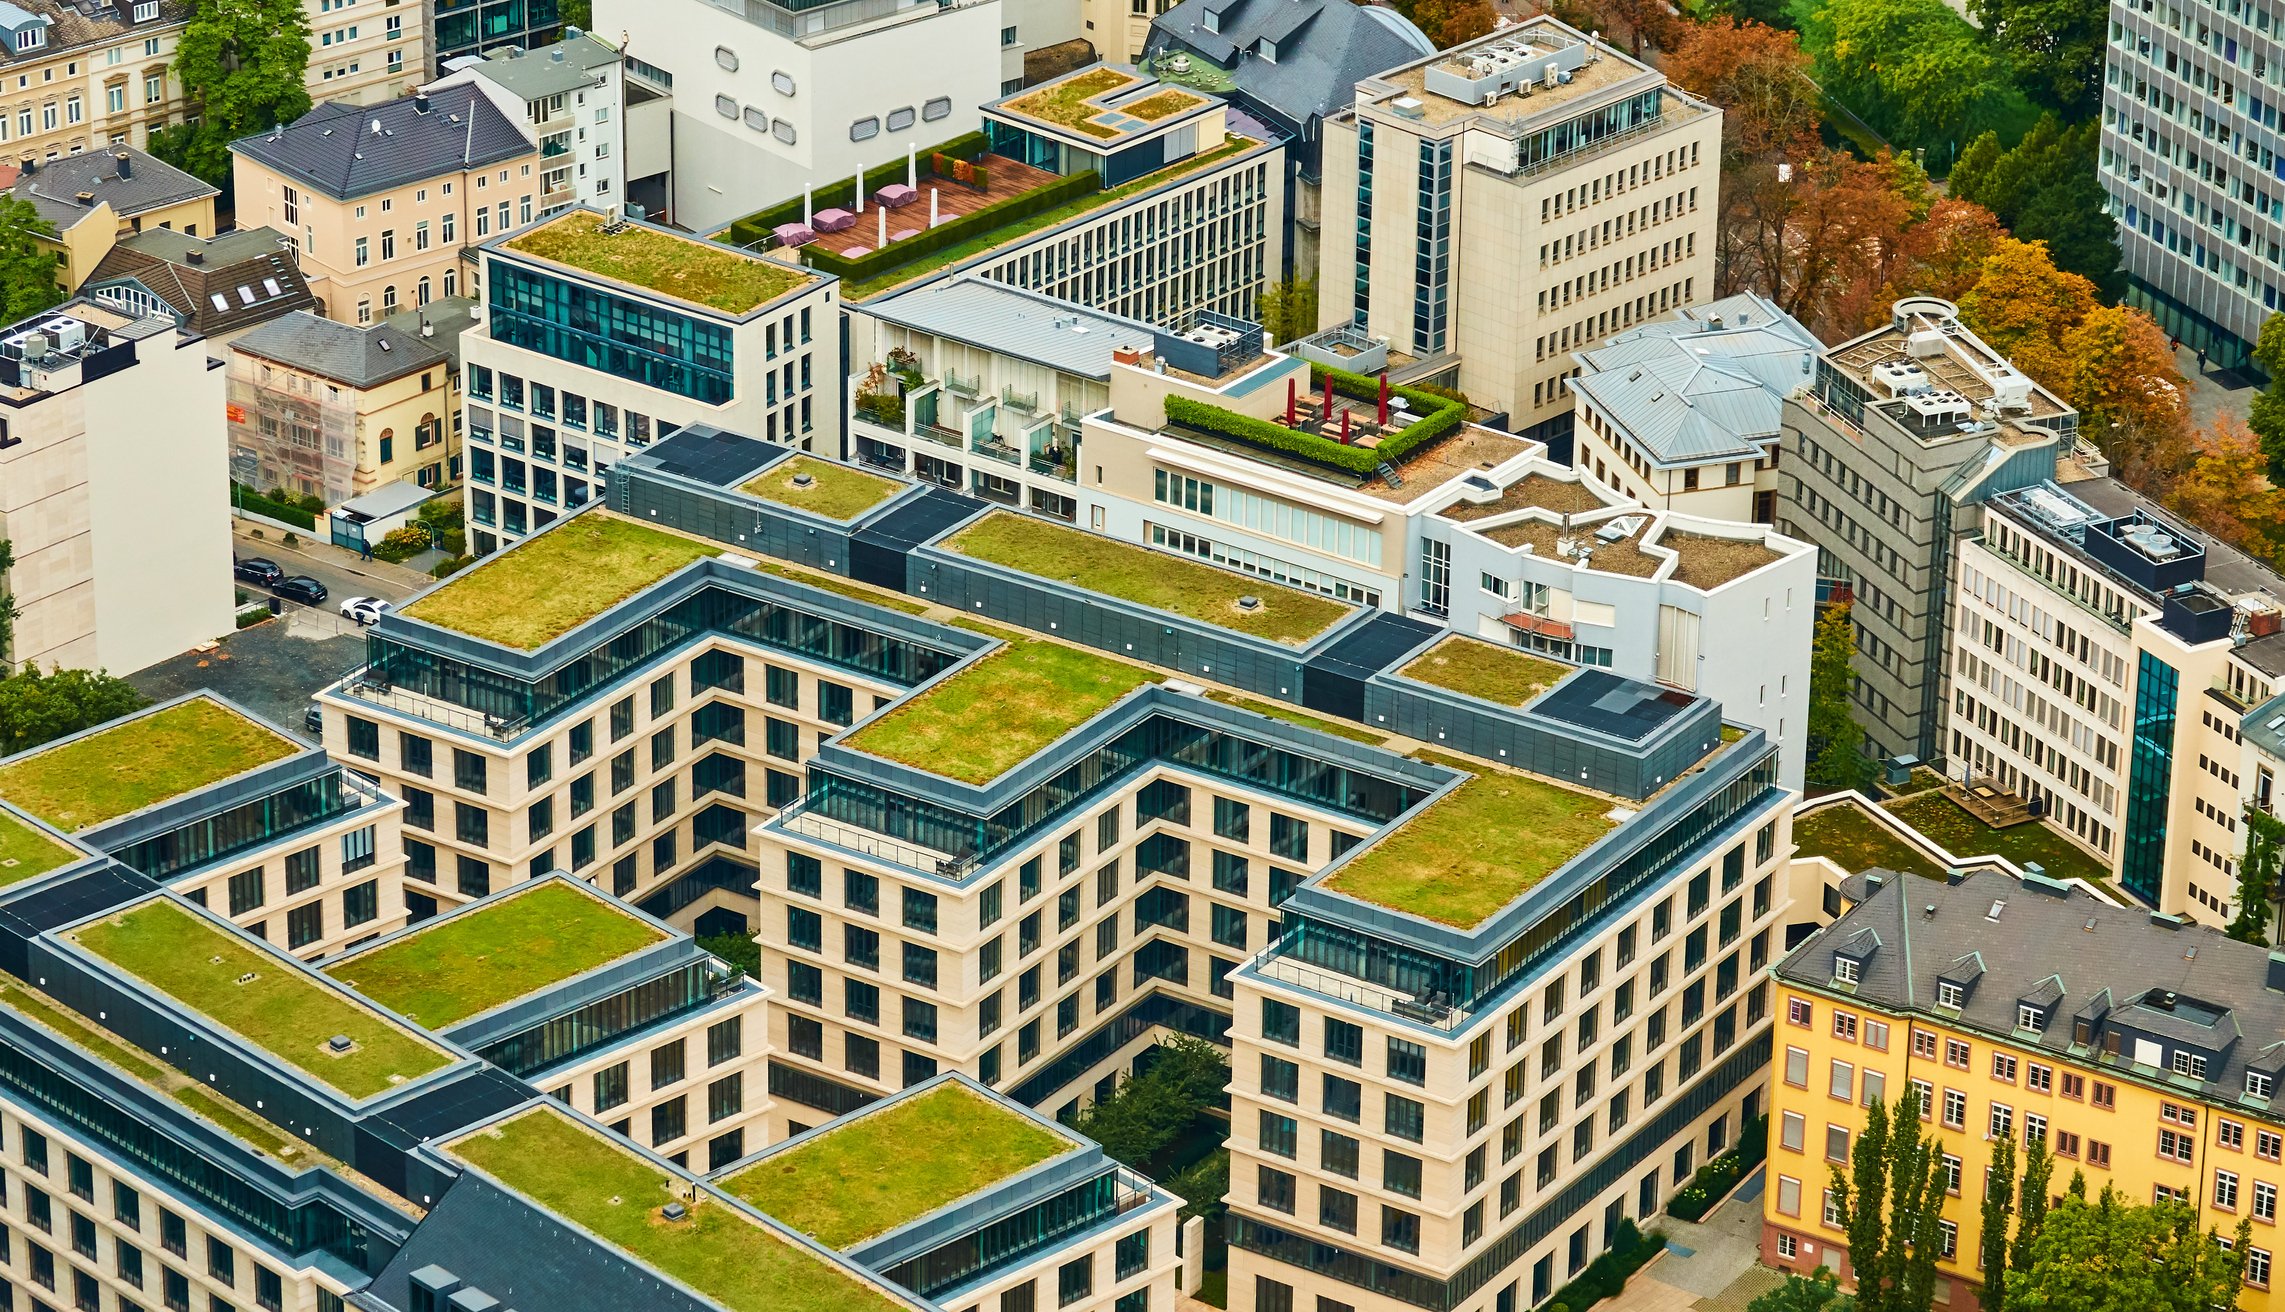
[2172,1050,2210,1080]
[15,26,45,51]
[1936,980,1964,1009]
[2250,1071,2275,1100]
[2017,1004,2045,1033]
[1834,958,1860,985]
[1201,9,1217,31]
[1258,37,1277,62]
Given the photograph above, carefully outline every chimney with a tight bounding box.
[420,317,434,338]
[74,191,95,206]
[185,250,203,265]
[113,151,130,178]
[414,91,431,114]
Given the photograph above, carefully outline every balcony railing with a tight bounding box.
[1028,453,1074,480]
[1251,948,1470,1033]
[335,663,530,741]
[776,797,962,876]
[1001,385,1039,412]
[943,370,981,397]
[914,421,964,448]
[973,435,1021,465]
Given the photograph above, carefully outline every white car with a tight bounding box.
[340,596,392,625]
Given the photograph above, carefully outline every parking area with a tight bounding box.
[129,612,369,742]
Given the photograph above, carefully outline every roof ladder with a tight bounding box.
[1376,460,1403,488]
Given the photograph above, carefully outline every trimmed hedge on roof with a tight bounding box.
[799,171,1101,286]
[1161,365,1467,476]
[721,131,988,248]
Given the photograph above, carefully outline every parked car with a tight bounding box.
[303,704,323,735]
[273,576,328,605]
[339,597,391,625]
[234,557,284,586]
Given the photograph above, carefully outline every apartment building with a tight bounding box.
[0,298,231,674]
[430,0,558,75]
[427,34,626,212]
[226,311,459,504]
[303,0,424,103]
[231,87,539,327]
[1766,867,2285,1312]
[1778,296,2080,769]
[5,147,213,292]
[1317,18,1722,443]
[2098,0,2284,375]
[0,0,186,163]
[82,227,316,344]
[460,207,840,551]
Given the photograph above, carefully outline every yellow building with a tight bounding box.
[1764,867,2285,1312]
[226,310,458,504]
[7,145,214,290]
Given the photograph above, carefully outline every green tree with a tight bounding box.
[1966,0,2108,115]
[1945,116,2122,296]
[2249,313,2285,472]
[696,931,759,979]
[0,539,19,664]
[1831,1091,1947,1312]
[1162,1148,1228,1223]
[0,667,150,756]
[559,0,592,27]
[1070,1037,1228,1171]
[1748,1269,1854,1312]
[2008,1134,2052,1285]
[1795,0,2036,164]
[2231,805,2285,944]
[1255,278,1319,345]
[0,198,62,323]
[2008,1186,2248,1312]
[155,0,313,187]
[1979,1136,2016,1312]
[1806,602,1873,791]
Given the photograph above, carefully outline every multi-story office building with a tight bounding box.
[2098,0,2285,374]
[1778,296,2080,769]
[427,34,627,213]
[459,207,840,551]
[231,88,540,327]
[0,0,187,163]
[1765,866,2285,1311]
[1317,18,1723,442]
[226,312,461,504]
[0,298,232,674]
[428,0,557,77]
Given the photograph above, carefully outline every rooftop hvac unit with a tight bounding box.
[1870,360,1930,398]
[35,316,85,354]
[1906,328,1946,358]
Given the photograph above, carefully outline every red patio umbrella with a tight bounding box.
[1377,371,1390,425]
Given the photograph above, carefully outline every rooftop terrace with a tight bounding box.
[504,211,813,317]
[720,1082,1071,1247]
[1398,636,1568,707]
[943,511,1349,644]
[325,881,668,1029]
[0,698,299,833]
[401,514,717,649]
[448,1107,909,1312]
[69,900,455,1100]
[742,456,902,522]
[1438,474,1609,521]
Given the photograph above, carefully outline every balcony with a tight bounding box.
[914,421,964,448]
[1028,452,1074,480]
[1001,385,1039,413]
[943,370,981,398]
[973,434,1021,465]
[1252,948,1468,1033]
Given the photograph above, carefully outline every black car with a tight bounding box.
[234,557,284,586]
[303,704,323,735]
[273,576,328,605]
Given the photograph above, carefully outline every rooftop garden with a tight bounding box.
[0,698,298,833]
[450,1108,908,1312]
[1162,362,1469,478]
[720,132,988,249]
[0,811,83,886]
[1205,691,1390,745]
[722,1084,1070,1248]
[1882,792,2113,887]
[1002,67,1137,139]
[1789,801,1942,879]
[1399,636,1569,706]
[742,456,901,522]
[1125,89,1204,121]
[71,900,453,1100]
[1322,765,1615,928]
[1661,531,1784,590]
[325,882,667,1029]
[402,515,716,649]
[842,636,1154,784]
[944,512,1348,644]
[508,211,809,316]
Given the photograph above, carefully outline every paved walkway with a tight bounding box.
[232,517,437,597]
[1607,1169,1784,1312]
[2176,343,2258,434]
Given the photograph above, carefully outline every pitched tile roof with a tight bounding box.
[8,147,214,233]
[231,88,533,201]
[0,0,187,64]
[82,228,314,337]
[231,311,450,388]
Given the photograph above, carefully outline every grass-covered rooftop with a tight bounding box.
[0,698,298,833]
[0,810,84,886]
[945,512,1349,645]
[507,210,811,316]
[721,1083,1071,1248]
[841,635,1155,785]
[402,514,716,649]
[1321,765,1616,928]
[1398,636,1570,707]
[70,900,453,1100]
[742,456,901,522]
[449,1107,909,1312]
[326,881,667,1028]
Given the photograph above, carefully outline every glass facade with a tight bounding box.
[877,1171,1121,1298]
[430,0,559,76]
[1411,139,1451,356]
[475,963,738,1076]
[1514,90,1663,174]
[488,262,737,406]
[1352,121,1374,327]
[111,775,360,882]
[2120,650,2179,904]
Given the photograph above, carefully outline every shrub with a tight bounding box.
[233,483,316,530]
[1545,1219,1667,1312]
[801,170,1100,284]
[1666,1115,1769,1222]
[723,130,988,245]
[372,525,431,563]
[282,532,301,548]
[430,553,475,579]
[973,162,990,189]
[1160,366,1468,478]
[297,492,326,513]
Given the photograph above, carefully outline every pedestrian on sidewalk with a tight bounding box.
[359,539,373,562]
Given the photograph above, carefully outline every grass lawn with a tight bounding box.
[1322,768,1615,927]
[451,1108,906,1312]
[404,515,717,649]
[1398,636,1569,706]
[326,882,666,1028]
[1126,89,1204,120]
[0,811,82,885]
[742,457,900,522]
[71,901,452,1100]
[1003,67,1133,137]
[1790,802,1943,879]
[844,637,1154,784]
[722,1084,1070,1247]
[508,211,809,315]
[1204,691,1389,745]
[0,698,297,832]
[1881,793,2114,886]
[946,512,1348,644]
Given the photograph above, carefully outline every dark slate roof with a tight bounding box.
[231,88,532,201]
[232,311,450,387]
[82,227,314,337]
[379,297,479,370]
[1144,0,1431,135]
[1780,868,2285,1113]
[7,147,214,232]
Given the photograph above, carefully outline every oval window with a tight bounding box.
[744,106,769,132]
[713,94,737,119]
[850,116,879,141]
[772,71,796,96]
[773,119,797,144]
[922,96,952,121]
[887,106,915,131]
[714,45,739,71]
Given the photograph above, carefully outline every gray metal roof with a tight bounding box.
[231,88,532,201]
[8,147,214,232]
[1568,291,1819,467]
[862,276,1156,379]
[458,33,620,100]
[233,311,452,388]
[333,480,436,523]
[1145,0,1431,136]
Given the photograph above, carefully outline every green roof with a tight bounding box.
[449,1107,909,1312]
[741,456,901,522]
[1321,765,1617,928]
[721,1084,1071,1248]
[402,515,717,649]
[70,900,454,1100]
[0,698,299,833]
[0,810,84,886]
[945,512,1349,644]
[325,881,668,1028]
[506,210,813,316]
[1398,636,1569,706]
[841,635,1154,785]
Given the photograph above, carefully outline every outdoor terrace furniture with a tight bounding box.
[772,222,816,247]
[843,245,871,258]
[813,207,856,233]
[875,183,918,208]
[893,228,920,242]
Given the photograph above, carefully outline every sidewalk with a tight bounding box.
[232,516,435,593]
[1605,1169,1783,1312]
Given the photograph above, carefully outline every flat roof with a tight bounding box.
[0,698,300,833]
[943,511,1349,644]
[991,66,1212,143]
[841,633,1156,785]
[720,1083,1071,1248]
[862,277,1155,379]
[1365,20,1655,127]
[447,1106,909,1312]
[401,513,718,649]
[325,881,668,1028]
[0,810,85,887]
[1822,298,2074,446]
[742,456,901,522]
[69,900,455,1100]
[1398,636,1568,706]
[1439,473,1610,521]
[503,210,816,317]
